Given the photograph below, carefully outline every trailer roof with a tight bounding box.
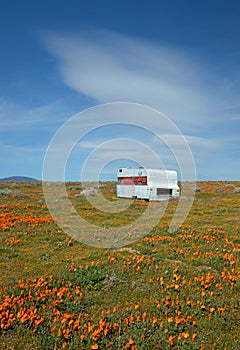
[117,167,177,175]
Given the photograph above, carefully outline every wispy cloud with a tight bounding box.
[0,96,75,177]
[0,143,45,154]
[155,134,218,151]
[0,97,72,131]
[42,30,218,128]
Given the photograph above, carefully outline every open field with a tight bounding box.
[0,181,239,349]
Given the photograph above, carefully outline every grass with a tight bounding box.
[0,181,239,349]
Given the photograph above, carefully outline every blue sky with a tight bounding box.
[0,0,240,181]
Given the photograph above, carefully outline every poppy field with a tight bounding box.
[0,181,239,349]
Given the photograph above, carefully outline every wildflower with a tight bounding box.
[168,335,175,345]
[192,333,197,341]
[91,345,98,349]
[113,323,119,330]
[152,316,158,325]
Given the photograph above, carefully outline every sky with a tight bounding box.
[0,0,240,181]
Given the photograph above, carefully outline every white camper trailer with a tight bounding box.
[116,167,180,201]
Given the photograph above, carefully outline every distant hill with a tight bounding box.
[0,176,40,182]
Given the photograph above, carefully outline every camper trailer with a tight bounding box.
[116,167,180,201]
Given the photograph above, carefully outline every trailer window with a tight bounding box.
[118,177,124,184]
[157,188,172,195]
[142,176,147,184]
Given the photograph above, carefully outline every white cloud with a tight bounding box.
[156,134,218,151]
[0,143,45,154]
[42,30,215,127]
[0,97,71,131]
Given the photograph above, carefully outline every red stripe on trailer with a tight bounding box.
[118,176,148,185]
